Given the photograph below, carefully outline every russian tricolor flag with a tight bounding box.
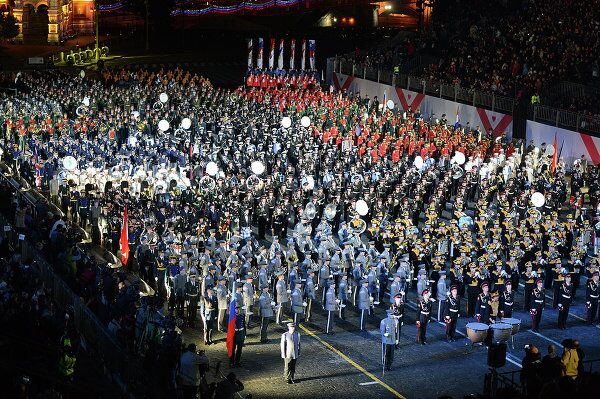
[226,296,237,357]
[454,107,460,129]
[33,146,42,188]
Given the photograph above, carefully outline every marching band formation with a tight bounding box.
[1,68,600,370]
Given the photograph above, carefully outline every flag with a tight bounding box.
[33,146,42,188]
[257,38,264,69]
[301,39,306,71]
[551,132,558,173]
[355,124,361,137]
[268,38,275,69]
[226,296,237,357]
[454,107,460,129]
[247,38,253,68]
[119,205,130,266]
[289,38,296,70]
[308,39,316,70]
[278,38,284,70]
[383,90,388,110]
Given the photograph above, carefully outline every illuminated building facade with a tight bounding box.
[2,0,95,44]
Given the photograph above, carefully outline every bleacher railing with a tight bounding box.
[0,171,140,396]
[333,57,515,114]
[333,57,600,136]
[530,105,600,135]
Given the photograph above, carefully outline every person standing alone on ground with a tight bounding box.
[280,322,301,384]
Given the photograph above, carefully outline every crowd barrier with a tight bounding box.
[331,71,514,140]
[333,57,516,115]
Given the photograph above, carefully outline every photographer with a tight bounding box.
[521,345,542,399]
[177,343,209,399]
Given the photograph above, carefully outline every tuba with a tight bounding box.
[349,217,367,235]
[452,164,464,180]
[527,207,542,223]
[323,203,337,221]
[303,202,317,220]
[76,105,85,117]
[200,175,216,192]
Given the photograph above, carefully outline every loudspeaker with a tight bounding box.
[487,342,507,368]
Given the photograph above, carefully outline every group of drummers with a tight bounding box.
[0,67,599,358]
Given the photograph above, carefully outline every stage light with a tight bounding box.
[333,17,337,22]
[384,4,392,10]
[349,17,355,24]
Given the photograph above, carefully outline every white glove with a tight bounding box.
[271,301,276,306]
[384,333,389,337]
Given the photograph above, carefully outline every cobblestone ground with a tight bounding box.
[182,277,600,399]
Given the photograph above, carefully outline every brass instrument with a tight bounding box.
[323,203,336,221]
[303,202,317,220]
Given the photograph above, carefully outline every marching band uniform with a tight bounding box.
[259,288,274,343]
[416,289,432,345]
[557,275,573,329]
[324,282,337,334]
[380,310,397,371]
[585,272,600,324]
[529,279,545,332]
[444,286,461,341]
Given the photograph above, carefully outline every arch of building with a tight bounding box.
[5,0,95,44]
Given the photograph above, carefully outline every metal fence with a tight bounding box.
[484,358,600,398]
[332,57,516,114]
[530,105,600,135]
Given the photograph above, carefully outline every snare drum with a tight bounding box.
[466,322,489,344]
[489,323,512,343]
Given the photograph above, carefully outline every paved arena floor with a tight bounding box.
[182,275,600,399]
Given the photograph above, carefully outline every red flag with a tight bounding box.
[551,132,558,173]
[119,205,130,266]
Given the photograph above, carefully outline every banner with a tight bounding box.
[289,38,296,70]
[278,38,284,70]
[526,120,600,167]
[331,72,514,140]
[301,39,306,71]
[308,39,316,70]
[269,38,275,69]
[257,38,264,69]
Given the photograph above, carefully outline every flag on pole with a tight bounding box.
[289,38,296,70]
[454,107,460,129]
[257,38,264,69]
[268,38,275,69]
[551,132,558,173]
[301,39,306,71]
[33,146,42,188]
[383,90,388,111]
[278,38,284,70]
[119,205,130,266]
[247,38,253,68]
[308,39,316,70]
[226,296,237,357]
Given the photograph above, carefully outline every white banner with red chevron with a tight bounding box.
[332,72,513,139]
[526,120,600,167]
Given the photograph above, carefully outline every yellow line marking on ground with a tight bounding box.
[298,324,407,399]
